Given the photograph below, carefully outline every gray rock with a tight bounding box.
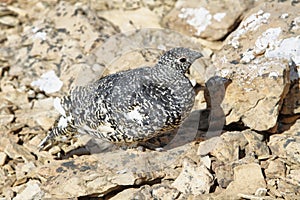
[172,158,213,195]
[13,180,44,200]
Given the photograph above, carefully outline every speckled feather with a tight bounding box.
[39,47,202,149]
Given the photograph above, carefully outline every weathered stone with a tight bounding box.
[100,7,161,33]
[151,184,181,200]
[2,137,35,163]
[242,130,270,159]
[214,163,234,188]
[264,159,286,179]
[163,0,254,41]
[110,188,140,200]
[0,15,19,26]
[213,1,300,131]
[268,133,300,165]
[0,152,7,166]
[14,97,58,131]
[0,114,14,126]
[219,163,266,198]
[197,136,222,156]
[14,180,44,200]
[32,142,196,198]
[277,179,300,199]
[172,158,213,195]
[210,131,247,163]
[287,169,300,186]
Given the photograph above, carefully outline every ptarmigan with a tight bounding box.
[38,47,203,150]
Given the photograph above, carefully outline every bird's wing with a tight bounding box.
[64,72,122,128]
[108,68,184,139]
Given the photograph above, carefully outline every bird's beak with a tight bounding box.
[191,50,203,60]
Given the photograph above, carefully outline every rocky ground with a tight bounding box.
[0,0,300,199]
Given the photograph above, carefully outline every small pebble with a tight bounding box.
[0,152,7,166]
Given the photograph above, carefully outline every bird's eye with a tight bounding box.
[179,57,187,63]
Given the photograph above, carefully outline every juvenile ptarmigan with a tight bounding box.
[38,47,203,149]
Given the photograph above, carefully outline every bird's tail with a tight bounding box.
[38,115,77,151]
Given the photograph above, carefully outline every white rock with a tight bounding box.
[229,10,271,48]
[213,12,226,22]
[265,36,300,66]
[31,70,63,94]
[13,180,44,200]
[178,7,212,36]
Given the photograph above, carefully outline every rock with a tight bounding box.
[197,136,222,156]
[213,1,300,131]
[114,184,181,200]
[0,15,19,26]
[264,159,286,179]
[14,180,44,200]
[2,137,35,163]
[287,169,300,186]
[172,158,213,195]
[110,188,140,200]
[277,179,300,199]
[268,131,300,165]
[220,163,266,198]
[163,0,254,40]
[210,131,248,163]
[0,152,7,166]
[242,130,270,159]
[151,184,181,200]
[214,163,234,188]
[100,7,161,33]
[0,114,14,126]
[14,97,58,131]
[31,70,63,94]
[32,143,196,198]
[0,89,29,110]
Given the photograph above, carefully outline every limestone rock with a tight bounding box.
[209,131,247,163]
[151,184,181,200]
[163,0,254,41]
[220,163,266,198]
[32,143,196,198]
[265,159,286,179]
[0,152,7,166]
[268,120,300,165]
[99,7,161,33]
[109,188,140,200]
[214,163,234,188]
[172,158,213,195]
[213,1,300,131]
[242,130,270,159]
[13,180,44,200]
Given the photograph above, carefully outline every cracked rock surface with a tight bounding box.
[0,0,300,199]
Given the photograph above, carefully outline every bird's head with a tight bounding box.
[157,47,203,73]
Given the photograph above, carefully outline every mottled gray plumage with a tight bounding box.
[38,47,202,149]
